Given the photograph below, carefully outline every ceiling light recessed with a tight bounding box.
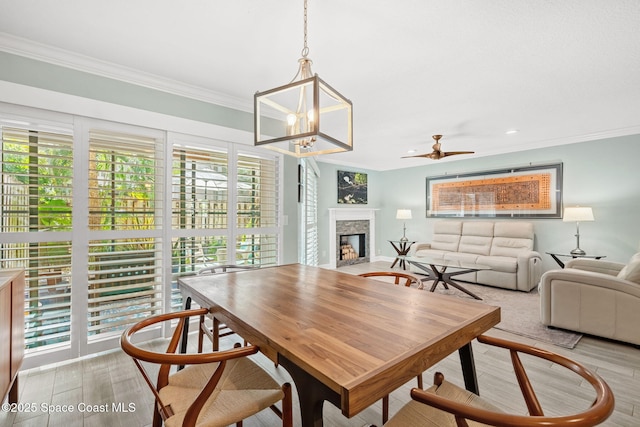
[505,129,519,135]
[407,149,416,154]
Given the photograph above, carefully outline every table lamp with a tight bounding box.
[396,209,412,242]
[563,206,594,256]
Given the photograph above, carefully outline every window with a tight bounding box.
[169,142,281,309]
[236,152,279,265]
[0,106,282,365]
[1,125,74,350]
[170,143,229,310]
[86,129,164,340]
[299,158,319,266]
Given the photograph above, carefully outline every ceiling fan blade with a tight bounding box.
[442,151,475,157]
[403,134,474,160]
[402,152,439,159]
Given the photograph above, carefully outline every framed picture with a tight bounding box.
[337,170,368,204]
[426,163,562,218]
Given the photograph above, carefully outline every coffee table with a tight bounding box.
[403,256,490,300]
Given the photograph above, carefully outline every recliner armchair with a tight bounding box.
[539,253,640,345]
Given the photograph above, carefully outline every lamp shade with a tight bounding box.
[563,206,594,222]
[396,209,412,220]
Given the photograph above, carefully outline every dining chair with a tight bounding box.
[383,334,615,427]
[196,264,259,352]
[358,271,424,423]
[358,271,424,289]
[120,308,293,427]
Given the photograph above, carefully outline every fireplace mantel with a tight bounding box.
[328,208,378,269]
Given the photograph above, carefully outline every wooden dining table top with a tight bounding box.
[178,263,500,418]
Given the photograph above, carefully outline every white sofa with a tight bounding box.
[410,220,542,292]
[539,253,640,345]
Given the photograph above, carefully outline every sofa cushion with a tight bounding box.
[458,222,494,255]
[477,255,518,273]
[490,222,534,256]
[491,237,533,256]
[431,221,462,251]
[443,252,480,264]
[494,221,534,239]
[617,252,640,284]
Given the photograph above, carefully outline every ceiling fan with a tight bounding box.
[403,134,475,160]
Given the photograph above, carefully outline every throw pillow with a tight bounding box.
[618,252,640,284]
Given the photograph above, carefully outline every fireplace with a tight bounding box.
[329,208,378,269]
[336,220,369,267]
[340,233,366,261]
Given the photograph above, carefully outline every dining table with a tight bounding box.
[177,263,500,427]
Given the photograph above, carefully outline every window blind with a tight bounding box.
[86,130,164,338]
[88,130,162,231]
[236,153,279,266]
[303,159,319,266]
[1,125,73,350]
[87,239,162,336]
[237,153,278,229]
[1,127,73,232]
[171,146,228,230]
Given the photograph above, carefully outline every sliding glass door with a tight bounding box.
[0,107,282,366]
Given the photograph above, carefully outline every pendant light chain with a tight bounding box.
[301,0,309,58]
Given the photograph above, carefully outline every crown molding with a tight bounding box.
[0,32,253,113]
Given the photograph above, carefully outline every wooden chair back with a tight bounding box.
[120,308,292,427]
[403,334,615,427]
[359,271,424,289]
[195,264,259,351]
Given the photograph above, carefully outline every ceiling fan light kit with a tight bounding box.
[404,134,474,160]
[254,0,353,157]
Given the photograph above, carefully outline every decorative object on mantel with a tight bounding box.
[337,170,367,204]
[395,209,412,242]
[254,0,353,157]
[403,134,474,160]
[426,162,563,218]
[563,206,594,256]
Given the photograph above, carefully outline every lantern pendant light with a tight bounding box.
[254,0,353,157]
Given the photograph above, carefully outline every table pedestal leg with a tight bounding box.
[458,342,480,395]
[279,355,341,427]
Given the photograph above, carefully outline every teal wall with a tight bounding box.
[0,51,253,131]
[318,135,640,272]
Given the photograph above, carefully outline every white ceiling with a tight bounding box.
[1,0,639,171]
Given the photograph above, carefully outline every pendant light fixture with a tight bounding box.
[254,0,353,157]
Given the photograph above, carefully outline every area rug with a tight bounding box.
[430,282,583,349]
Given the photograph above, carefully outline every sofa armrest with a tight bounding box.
[565,258,625,276]
[515,251,543,291]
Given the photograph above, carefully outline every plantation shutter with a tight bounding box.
[302,159,319,266]
[236,152,279,266]
[86,130,164,338]
[0,125,74,350]
[170,144,229,311]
